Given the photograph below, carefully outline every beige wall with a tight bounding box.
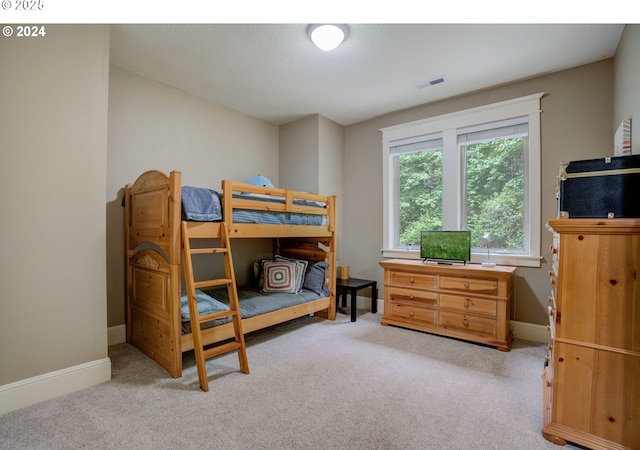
[0,25,110,385]
[318,115,345,264]
[106,66,280,327]
[318,115,345,199]
[279,115,320,192]
[614,24,640,154]
[343,59,614,326]
[280,114,345,261]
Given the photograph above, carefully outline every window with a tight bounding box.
[381,93,543,267]
[460,118,528,253]
[392,134,443,248]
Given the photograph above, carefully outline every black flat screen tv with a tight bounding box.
[420,230,471,264]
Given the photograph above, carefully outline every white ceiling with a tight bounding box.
[109,24,625,126]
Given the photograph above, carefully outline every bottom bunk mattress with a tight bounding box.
[180,285,329,334]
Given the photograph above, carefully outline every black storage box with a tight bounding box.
[558,154,640,218]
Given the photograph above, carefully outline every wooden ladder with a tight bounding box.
[181,221,249,392]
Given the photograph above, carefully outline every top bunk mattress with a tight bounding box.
[181,185,327,226]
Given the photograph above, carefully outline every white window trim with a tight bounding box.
[381,93,544,268]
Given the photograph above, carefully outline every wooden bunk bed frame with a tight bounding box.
[125,170,337,378]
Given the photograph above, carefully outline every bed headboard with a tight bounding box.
[277,239,331,262]
[125,170,182,264]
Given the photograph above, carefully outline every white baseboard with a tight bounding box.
[357,296,549,344]
[0,357,111,416]
[108,324,126,346]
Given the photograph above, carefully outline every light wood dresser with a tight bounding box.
[543,218,640,450]
[379,259,516,351]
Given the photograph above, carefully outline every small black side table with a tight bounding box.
[336,277,377,322]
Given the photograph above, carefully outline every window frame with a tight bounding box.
[381,93,543,268]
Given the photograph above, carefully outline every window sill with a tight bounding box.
[381,249,541,268]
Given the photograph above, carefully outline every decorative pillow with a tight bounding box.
[303,260,328,295]
[180,288,229,321]
[275,255,308,293]
[262,260,297,293]
[254,258,273,288]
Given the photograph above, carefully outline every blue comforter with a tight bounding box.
[181,186,326,225]
[181,186,222,221]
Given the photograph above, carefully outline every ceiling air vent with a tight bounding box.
[415,77,445,89]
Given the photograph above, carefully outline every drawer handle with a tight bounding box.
[410,277,415,284]
[463,301,470,309]
[409,311,414,318]
[409,294,414,300]
[462,318,469,327]
[463,282,470,289]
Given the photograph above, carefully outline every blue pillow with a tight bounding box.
[303,261,328,295]
[180,288,229,321]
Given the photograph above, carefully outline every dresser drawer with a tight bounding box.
[439,276,498,295]
[439,311,496,337]
[388,287,437,306]
[547,305,557,339]
[548,264,557,284]
[545,338,555,385]
[388,301,437,325]
[546,310,556,384]
[389,271,437,289]
[548,289,557,311]
[439,294,496,317]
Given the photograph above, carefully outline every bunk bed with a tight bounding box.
[125,170,337,378]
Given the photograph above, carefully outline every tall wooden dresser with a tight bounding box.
[379,259,516,351]
[544,219,640,449]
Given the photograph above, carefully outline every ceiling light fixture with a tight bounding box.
[307,24,349,51]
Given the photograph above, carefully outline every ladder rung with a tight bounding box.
[189,248,228,255]
[193,278,232,289]
[202,341,242,360]
[197,309,236,324]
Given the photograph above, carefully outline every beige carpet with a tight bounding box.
[0,311,579,449]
